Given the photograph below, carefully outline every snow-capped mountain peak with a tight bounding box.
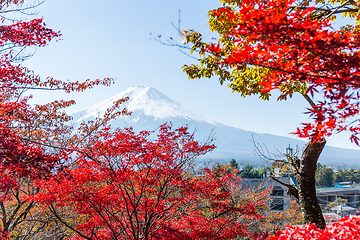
[74,86,215,124]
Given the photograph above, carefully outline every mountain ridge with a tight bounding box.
[71,86,360,168]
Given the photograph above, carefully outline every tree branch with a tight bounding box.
[301,93,316,109]
[270,176,299,201]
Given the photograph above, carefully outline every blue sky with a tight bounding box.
[21,0,359,150]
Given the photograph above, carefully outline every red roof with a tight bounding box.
[323,213,341,223]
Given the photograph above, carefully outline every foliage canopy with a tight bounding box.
[183,0,360,145]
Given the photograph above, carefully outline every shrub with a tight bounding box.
[272,216,360,239]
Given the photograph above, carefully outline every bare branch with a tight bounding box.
[322,0,352,20]
[150,9,199,59]
[251,134,285,163]
[270,176,299,200]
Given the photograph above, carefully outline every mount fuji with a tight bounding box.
[72,86,360,168]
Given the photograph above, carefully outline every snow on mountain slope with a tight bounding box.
[71,86,360,168]
[74,86,216,124]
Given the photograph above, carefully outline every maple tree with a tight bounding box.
[0,1,269,238]
[0,178,73,239]
[272,216,360,240]
[0,0,128,238]
[261,199,303,236]
[179,0,360,229]
[30,123,269,240]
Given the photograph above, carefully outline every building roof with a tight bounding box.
[330,205,357,212]
[323,213,341,222]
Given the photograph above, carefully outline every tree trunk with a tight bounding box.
[294,138,326,229]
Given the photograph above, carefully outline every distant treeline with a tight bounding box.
[315,163,360,187]
[219,159,271,179]
[224,160,360,188]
